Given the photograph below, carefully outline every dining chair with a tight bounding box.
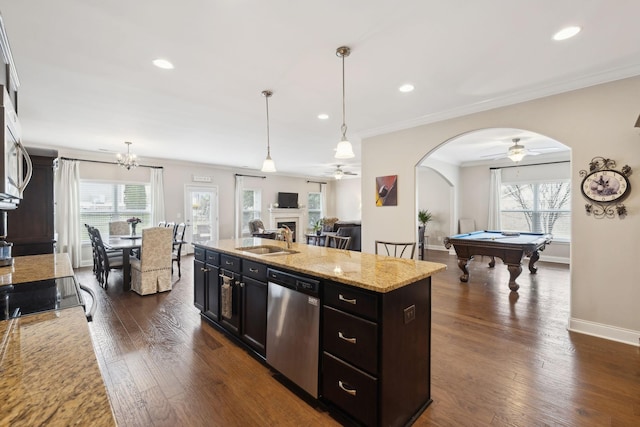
[90,227,124,289]
[131,227,173,295]
[325,234,351,250]
[171,223,187,278]
[158,221,166,227]
[375,240,416,259]
[108,221,130,236]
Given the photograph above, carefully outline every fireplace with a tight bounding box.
[269,208,305,243]
[276,221,297,242]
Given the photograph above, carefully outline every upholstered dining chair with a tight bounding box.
[248,219,265,235]
[375,240,416,259]
[325,234,351,250]
[131,227,173,295]
[108,221,130,236]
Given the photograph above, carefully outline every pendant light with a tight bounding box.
[335,46,355,159]
[261,90,276,172]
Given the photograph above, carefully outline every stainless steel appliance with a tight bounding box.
[266,268,320,398]
[0,87,31,209]
[0,276,94,321]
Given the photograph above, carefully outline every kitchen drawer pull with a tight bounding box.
[338,380,357,396]
[249,268,259,273]
[225,260,234,266]
[201,267,210,272]
[338,331,356,344]
[338,294,357,305]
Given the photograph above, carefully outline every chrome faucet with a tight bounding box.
[280,225,293,249]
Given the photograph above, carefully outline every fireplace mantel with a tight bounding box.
[269,208,306,243]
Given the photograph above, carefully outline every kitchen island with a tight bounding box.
[0,253,116,426]
[194,237,446,427]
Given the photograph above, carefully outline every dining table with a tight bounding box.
[104,235,142,291]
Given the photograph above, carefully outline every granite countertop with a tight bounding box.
[196,238,447,293]
[0,252,75,285]
[0,253,116,426]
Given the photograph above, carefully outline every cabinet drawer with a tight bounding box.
[324,282,378,321]
[194,247,206,261]
[322,352,377,427]
[206,250,220,265]
[242,259,267,282]
[220,254,240,273]
[323,306,378,375]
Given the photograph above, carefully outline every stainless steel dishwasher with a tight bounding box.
[266,268,320,398]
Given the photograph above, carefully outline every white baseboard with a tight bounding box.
[539,254,570,264]
[568,318,640,347]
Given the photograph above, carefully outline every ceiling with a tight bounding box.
[1,1,639,177]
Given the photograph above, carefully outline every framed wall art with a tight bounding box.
[375,175,397,206]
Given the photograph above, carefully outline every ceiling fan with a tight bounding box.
[482,138,559,162]
[326,165,358,180]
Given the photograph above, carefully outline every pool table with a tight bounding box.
[443,230,552,291]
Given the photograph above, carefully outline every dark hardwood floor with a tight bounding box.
[76,250,640,427]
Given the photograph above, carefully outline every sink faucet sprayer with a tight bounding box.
[280,225,293,249]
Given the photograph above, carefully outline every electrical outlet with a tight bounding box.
[403,305,416,324]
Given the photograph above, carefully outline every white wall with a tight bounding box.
[417,166,452,247]
[362,75,640,345]
[333,177,362,221]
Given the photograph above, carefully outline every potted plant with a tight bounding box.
[418,209,432,229]
[312,219,323,236]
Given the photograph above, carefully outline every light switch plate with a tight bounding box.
[404,305,416,324]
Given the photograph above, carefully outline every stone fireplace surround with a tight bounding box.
[269,208,306,243]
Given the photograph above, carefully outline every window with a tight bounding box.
[500,181,571,240]
[242,189,261,235]
[308,192,323,228]
[80,181,151,241]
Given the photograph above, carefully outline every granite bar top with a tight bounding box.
[0,253,116,426]
[0,252,75,285]
[0,307,116,426]
[196,238,446,293]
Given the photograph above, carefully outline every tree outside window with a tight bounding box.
[500,181,571,240]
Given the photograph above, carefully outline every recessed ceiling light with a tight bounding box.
[553,26,581,41]
[152,58,174,69]
[399,84,415,93]
[318,113,329,120]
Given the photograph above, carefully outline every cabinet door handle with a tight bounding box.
[338,331,356,344]
[338,380,357,396]
[249,268,259,273]
[338,294,356,305]
[240,282,244,288]
[201,267,209,272]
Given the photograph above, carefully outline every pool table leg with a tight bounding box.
[528,250,540,274]
[488,256,496,268]
[507,264,522,291]
[457,258,470,282]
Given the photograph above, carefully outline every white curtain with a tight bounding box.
[488,168,502,230]
[150,168,165,226]
[55,159,81,267]
[234,175,244,238]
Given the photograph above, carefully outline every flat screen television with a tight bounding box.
[277,192,298,208]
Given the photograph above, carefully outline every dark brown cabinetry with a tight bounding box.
[194,248,268,358]
[321,279,432,427]
[7,147,57,256]
[241,259,268,355]
[194,247,220,319]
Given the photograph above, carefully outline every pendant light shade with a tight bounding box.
[335,46,355,159]
[260,90,277,173]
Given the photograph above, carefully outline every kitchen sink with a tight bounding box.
[236,245,299,256]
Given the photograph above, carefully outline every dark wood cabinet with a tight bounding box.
[321,279,432,427]
[7,148,57,256]
[241,259,268,355]
[194,247,220,320]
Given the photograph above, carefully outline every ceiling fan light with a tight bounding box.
[335,138,355,159]
[261,155,276,173]
[334,169,344,180]
[507,145,526,162]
